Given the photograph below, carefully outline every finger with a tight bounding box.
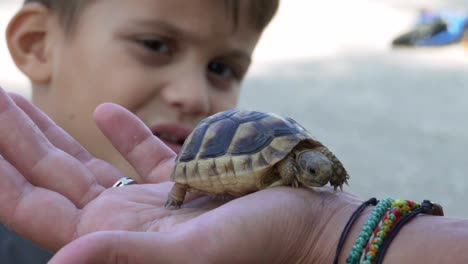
[0,88,103,207]
[49,231,191,264]
[0,158,79,252]
[94,103,176,183]
[9,93,121,187]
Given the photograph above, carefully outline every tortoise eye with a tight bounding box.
[308,168,316,175]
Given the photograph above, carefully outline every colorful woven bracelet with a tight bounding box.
[360,199,421,264]
[374,200,444,264]
[345,198,394,264]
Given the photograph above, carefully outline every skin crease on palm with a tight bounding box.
[29,0,260,182]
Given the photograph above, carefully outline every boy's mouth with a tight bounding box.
[151,124,192,154]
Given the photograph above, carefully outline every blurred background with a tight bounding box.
[2,0,468,217]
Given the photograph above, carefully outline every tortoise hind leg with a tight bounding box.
[165,183,188,209]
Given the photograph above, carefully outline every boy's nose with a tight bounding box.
[162,74,211,116]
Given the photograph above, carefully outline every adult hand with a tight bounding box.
[0,89,360,263]
[49,187,363,264]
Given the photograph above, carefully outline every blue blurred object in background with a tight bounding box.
[392,9,468,47]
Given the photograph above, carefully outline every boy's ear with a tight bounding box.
[6,3,54,85]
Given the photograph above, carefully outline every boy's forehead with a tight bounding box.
[87,0,258,41]
[87,0,254,32]
[69,0,261,61]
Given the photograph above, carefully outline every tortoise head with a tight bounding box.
[295,150,333,187]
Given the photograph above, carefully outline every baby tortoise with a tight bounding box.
[165,109,349,208]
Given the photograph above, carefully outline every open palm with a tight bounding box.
[0,89,349,263]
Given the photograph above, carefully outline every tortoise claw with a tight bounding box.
[165,183,187,209]
[332,183,344,192]
[164,199,182,210]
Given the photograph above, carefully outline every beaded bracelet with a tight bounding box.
[360,200,421,264]
[341,198,444,264]
[374,200,444,264]
[345,198,394,264]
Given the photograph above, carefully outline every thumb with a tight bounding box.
[49,231,192,264]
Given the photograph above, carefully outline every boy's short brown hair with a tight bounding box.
[23,0,279,33]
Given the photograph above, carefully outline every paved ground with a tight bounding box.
[241,51,468,218]
[2,1,468,217]
[244,1,468,218]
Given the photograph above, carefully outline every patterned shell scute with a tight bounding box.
[178,109,240,162]
[177,109,310,163]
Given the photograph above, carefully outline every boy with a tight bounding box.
[2,0,279,262]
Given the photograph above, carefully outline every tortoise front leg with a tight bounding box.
[276,155,300,188]
[165,183,188,209]
[265,155,300,189]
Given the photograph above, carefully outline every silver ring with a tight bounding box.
[112,177,137,187]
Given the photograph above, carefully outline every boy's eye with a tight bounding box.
[139,38,171,54]
[208,61,236,80]
[207,60,245,90]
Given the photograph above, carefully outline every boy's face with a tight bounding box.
[33,0,262,178]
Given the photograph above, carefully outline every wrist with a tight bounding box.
[296,189,369,264]
[316,196,462,264]
[334,203,374,264]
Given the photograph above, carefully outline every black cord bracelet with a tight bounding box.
[333,197,378,264]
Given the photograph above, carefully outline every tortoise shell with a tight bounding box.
[170,109,340,196]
